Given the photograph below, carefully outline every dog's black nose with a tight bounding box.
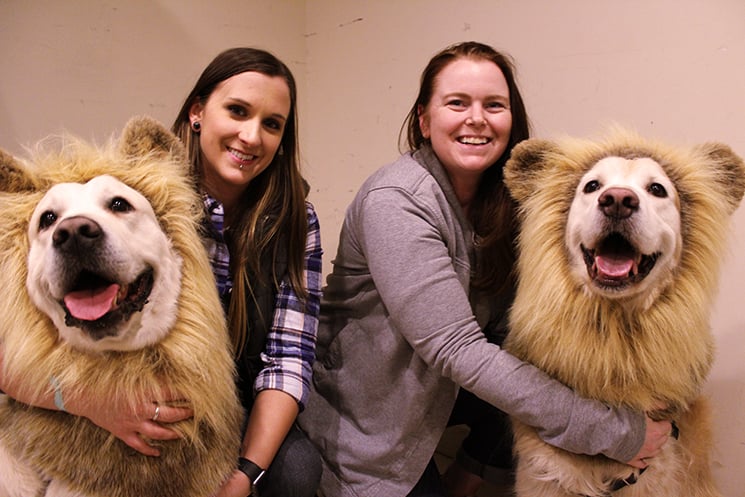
[598,187,639,219]
[53,216,103,251]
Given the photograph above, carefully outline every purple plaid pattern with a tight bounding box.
[202,194,322,409]
[202,194,232,298]
[257,203,322,409]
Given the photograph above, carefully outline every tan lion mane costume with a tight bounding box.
[0,116,242,497]
[502,130,745,497]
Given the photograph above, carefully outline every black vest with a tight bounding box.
[225,226,289,411]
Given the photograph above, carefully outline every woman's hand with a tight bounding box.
[69,392,193,457]
[1,344,192,456]
[626,415,672,469]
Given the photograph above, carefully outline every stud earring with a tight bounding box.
[191,121,201,132]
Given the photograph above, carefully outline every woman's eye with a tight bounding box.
[264,119,282,131]
[486,101,507,111]
[228,104,247,117]
[446,99,466,108]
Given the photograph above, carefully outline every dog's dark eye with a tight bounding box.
[648,183,668,198]
[38,210,57,230]
[583,180,601,194]
[110,197,133,213]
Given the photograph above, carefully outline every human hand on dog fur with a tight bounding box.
[625,415,672,469]
[67,389,194,457]
[1,345,190,457]
[0,117,244,497]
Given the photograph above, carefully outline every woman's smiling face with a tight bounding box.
[418,57,512,195]
[190,71,290,205]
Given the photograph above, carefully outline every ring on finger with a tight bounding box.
[152,404,161,422]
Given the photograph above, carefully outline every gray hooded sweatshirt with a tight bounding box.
[299,145,644,497]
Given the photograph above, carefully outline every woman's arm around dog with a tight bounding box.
[0,343,191,456]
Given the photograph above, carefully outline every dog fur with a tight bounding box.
[502,129,745,497]
[0,117,243,497]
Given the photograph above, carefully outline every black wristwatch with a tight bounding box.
[237,457,266,487]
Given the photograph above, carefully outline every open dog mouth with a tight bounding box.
[581,233,659,288]
[61,268,154,338]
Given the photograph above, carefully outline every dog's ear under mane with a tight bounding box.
[694,142,745,214]
[118,115,187,165]
[504,139,564,203]
[0,149,38,193]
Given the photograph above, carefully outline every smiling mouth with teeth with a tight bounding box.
[581,233,660,288]
[61,268,154,339]
[228,147,256,162]
[458,136,490,145]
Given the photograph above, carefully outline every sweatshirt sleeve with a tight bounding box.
[357,185,645,462]
[483,352,646,462]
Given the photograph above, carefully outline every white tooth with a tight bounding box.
[459,137,488,145]
[113,286,127,309]
[231,148,254,161]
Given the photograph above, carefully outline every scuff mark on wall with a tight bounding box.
[339,17,363,28]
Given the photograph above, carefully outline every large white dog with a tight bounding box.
[0,117,242,497]
[26,175,182,353]
[503,130,745,497]
[566,155,681,310]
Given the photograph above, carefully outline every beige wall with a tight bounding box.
[0,0,306,153]
[2,1,744,494]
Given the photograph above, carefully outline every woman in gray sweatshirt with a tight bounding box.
[298,41,672,497]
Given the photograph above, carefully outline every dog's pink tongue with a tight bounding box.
[596,255,633,279]
[64,284,120,321]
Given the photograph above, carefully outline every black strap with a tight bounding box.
[608,466,646,492]
[237,457,266,486]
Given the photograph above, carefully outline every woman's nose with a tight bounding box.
[466,104,486,126]
[238,120,261,145]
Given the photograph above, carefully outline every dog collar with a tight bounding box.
[608,467,646,492]
[599,421,679,495]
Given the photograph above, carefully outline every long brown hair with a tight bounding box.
[400,41,531,295]
[172,47,308,354]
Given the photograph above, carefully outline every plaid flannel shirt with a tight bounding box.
[203,194,322,409]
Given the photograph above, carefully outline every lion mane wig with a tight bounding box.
[503,129,745,497]
[0,116,242,497]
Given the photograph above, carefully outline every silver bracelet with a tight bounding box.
[49,376,67,412]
